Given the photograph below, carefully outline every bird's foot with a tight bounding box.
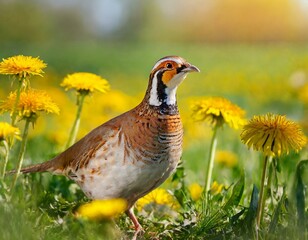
[132,225,144,240]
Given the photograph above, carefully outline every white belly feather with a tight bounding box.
[69,131,180,204]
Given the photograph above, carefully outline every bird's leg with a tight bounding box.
[126,207,144,240]
[126,207,142,231]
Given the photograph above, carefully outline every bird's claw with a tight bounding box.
[132,226,144,240]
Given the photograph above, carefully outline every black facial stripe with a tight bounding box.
[156,70,167,103]
[176,65,186,74]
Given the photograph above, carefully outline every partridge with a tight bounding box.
[17,56,200,232]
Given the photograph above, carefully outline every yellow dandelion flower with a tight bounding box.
[0,89,60,119]
[215,150,238,168]
[136,188,179,211]
[0,122,20,141]
[210,181,224,195]
[0,55,46,78]
[188,183,203,201]
[241,113,307,157]
[61,72,110,94]
[77,199,127,220]
[191,97,246,129]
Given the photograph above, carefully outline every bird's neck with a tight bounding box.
[142,73,179,115]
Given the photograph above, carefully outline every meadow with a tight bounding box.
[0,42,307,239]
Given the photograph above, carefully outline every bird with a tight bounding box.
[15,56,200,234]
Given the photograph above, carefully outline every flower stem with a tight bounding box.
[205,125,218,192]
[11,79,23,126]
[256,155,272,232]
[66,93,86,148]
[0,140,10,179]
[267,158,275,210]
[11,118,30,189]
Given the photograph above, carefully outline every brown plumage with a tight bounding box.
[14,56,200,234]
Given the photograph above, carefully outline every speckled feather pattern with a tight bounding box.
[48,101,183,208]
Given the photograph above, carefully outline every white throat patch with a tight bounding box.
[149,72,188,106]
[165,87,177,105]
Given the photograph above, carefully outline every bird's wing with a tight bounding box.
[50,115,124,174]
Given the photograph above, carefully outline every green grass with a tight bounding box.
[0,42,308,239]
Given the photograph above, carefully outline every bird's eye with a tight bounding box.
[166,63,173,69]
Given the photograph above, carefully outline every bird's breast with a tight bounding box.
[124,113,183,164]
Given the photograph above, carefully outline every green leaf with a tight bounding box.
[245,184,259,223]
[268,188,286,234]
[199,174,245,233]
[171,161,190,209]
[293,159,308,235]
[232,184,259,238]
[222,174,245,212]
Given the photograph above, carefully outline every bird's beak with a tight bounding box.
[182,64,200,73]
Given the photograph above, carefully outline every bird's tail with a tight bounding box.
[6,160,54,175]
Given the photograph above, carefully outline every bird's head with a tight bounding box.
[146,56,200,107]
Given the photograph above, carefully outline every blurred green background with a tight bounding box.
[1,0,308,104]
[1,0,308,185]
